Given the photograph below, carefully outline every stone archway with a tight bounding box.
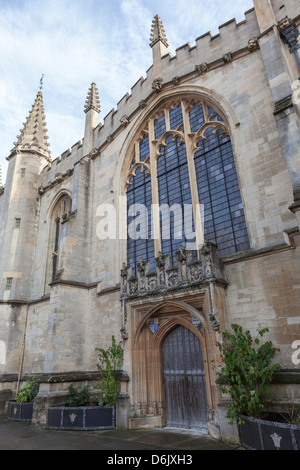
[129,294,217,430]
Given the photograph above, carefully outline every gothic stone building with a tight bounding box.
[0,0,299,441]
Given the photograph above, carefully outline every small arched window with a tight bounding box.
[45,194,72,289]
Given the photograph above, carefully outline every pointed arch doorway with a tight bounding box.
[162,325,207,430]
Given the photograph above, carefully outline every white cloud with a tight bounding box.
[0,0,254,183]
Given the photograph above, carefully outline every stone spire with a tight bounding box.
[11,91,51,162]
[83,82,100,156]
[84,82,100,114]
[150,15,169,80]
[150,15,169,48]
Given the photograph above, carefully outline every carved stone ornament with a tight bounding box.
[248,37,260,52]
[223,52,233,63]
[120,242,227,299]
[189,263,203,282]
[120,323,128,340]
[278,16,291,30]
[55,173,64,183]
[120,115,130,127]
[38,186,45,195]
[89,148,99,160]
[209,311,220,331]
[0,187,4,196]
[152,78,163,93]
[172,76,181,86]
[167,269,179,288]
[129,279,138,295]
[147,273,158,291]
[195,63,208,75]
[61,212,68,222]
[177,246,188,280]
[139,100,147,109]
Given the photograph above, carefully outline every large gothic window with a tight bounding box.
[125,97,249,270]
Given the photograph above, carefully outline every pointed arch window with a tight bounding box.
[124,98,249,270]
[45,194,72,289]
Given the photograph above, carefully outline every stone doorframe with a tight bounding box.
[127,285,225,436]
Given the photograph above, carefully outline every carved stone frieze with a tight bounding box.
[167,268,179,288]
[120,241,227,299]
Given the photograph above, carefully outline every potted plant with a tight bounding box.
[217,324,300,450]
[47,336,123,430]
[6,376,39,422]
[96,335,124,408]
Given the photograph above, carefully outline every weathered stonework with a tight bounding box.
[0,0,299,442]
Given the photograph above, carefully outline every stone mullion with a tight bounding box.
[135,141,140,162]
[182,102,204,253]
[149,118,161,256]
[164,108,170,132]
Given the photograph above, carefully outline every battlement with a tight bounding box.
[92,7,260,151]
[41,139,83,187]
[37,3,299,187]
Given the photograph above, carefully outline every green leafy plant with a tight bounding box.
[96,336,124,407]
[65,384,91,407]
[16,376,40,403]
[217,324,280,425]
[275,400,300,425]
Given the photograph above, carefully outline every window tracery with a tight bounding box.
[125,97,249,269]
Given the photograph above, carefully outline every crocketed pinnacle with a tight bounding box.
[12,91,51,162]
[84,82,100,114]
[150,15,169,48]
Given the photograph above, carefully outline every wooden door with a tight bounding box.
[162,325,207,430]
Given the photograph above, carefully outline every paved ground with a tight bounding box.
[0,415,244,451]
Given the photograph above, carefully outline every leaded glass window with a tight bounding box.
[125,97,249,269]
[157,135,195,265]
[194,127,249,256]
[127,165,155,273]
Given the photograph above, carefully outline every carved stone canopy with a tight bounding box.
[120,242,227,299]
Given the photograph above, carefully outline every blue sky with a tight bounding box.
[0,0,254,182]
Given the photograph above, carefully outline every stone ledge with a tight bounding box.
[0,370,130,384]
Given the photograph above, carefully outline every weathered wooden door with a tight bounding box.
[162,325,207,430]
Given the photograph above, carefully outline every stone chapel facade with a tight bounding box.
[0,0,299,441]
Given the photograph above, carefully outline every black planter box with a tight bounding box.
[6,400,33,422]
[46,405,115,430]
[239,415,300,450]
